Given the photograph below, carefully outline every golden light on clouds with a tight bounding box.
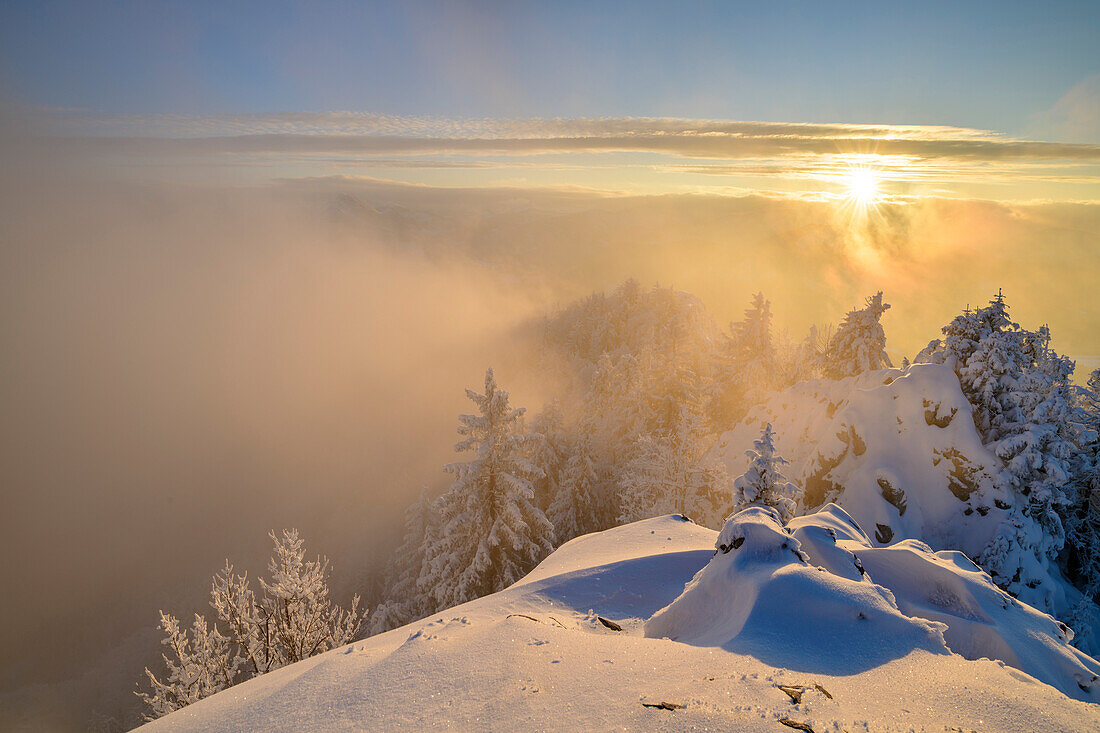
[32,112,1100,204]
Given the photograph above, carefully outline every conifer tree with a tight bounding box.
[547,435,603,544]
[731,423,801,523]
[617,394,729,528]
[712,292,779,424]
[824,292,893,378]
[370,487,438,634]
[918,292,1079,612]
[784,324,824,385]
[421,369,555,609]
[1067,369,1100,643]
[529,403,569,513]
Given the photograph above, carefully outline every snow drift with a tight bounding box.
[647,504,1100,702]
[141,515,1099,732]
[645,507,952,673]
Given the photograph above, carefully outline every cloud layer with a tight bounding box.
[26,111,1099,203]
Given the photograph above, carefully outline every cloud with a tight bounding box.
[32,110,1100,163]
[42,130,1100,164]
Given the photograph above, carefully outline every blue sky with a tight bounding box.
[1,1,1097,137]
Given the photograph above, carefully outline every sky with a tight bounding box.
[2,0,1098,202]
[1,0,1098,133]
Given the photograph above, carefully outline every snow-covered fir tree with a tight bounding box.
[617,392,730,528]
[370,487,438,634]
[420,369,555,609]
[547,434,604,544]
[528,403,569,513]
[1067,369,1100,646]
[712,292,779,425]
[732,423,801,523]
[918,292,1079,613]
[782,324,824,386]
[824,292,893,379]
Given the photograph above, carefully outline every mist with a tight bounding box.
[0,150,561,727]
[2,120,1098,728]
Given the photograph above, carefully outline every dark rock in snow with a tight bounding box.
[877,477,907,516]
[597,616,623,631]
[641,701,684,710]
[777,685,804,703]
[718,536,745,553]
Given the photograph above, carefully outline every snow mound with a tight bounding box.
[645,507,952,674]
[790,505,1100,702]
[648,504,1100,702]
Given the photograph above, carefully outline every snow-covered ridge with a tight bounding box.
[716,362,1091,626]
[141,514,1099,732]
[718,364,1008,557]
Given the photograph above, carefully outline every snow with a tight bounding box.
[716,362,1094,636]
[140,513,1099,732]
[717,364,1008,558]
[646,507,952,675]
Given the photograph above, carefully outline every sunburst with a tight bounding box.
[846,166,881,206]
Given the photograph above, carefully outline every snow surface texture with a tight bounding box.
[647,505,1100,702]
[142,514,1098,732]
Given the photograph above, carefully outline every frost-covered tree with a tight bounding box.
[918,292,1079,612]
[824,292,893,379]
[137,613,238,719]
[139,530,364,719]
[547,435,603,544]
[618,394,730,528]
[585,352,648,465]
[528,403,569,513]
[421,369,555,609]
[712,293,779,424]
[257,530,365,664]
[1067,369,1100,638]
[782,324,825,386]
[370,488,438,634]
[732,423,801,523]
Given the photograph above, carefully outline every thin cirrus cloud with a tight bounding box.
[29,111,1100,201]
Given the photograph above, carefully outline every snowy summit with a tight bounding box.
[141,510,1099,732]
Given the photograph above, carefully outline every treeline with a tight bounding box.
[369,282,901,632]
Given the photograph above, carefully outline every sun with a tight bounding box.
[846,166,880,205]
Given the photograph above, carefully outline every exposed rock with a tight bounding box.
[777,685,803,703]
[597,616,622,631]
[877,477,907,516]
[641,701,684,710]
